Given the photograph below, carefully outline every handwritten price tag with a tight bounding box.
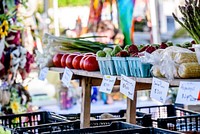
[176,82,200,105]
[120,75,136,100]
[61,67,73,87]
[150,77,169,104]
[38,67,49,81]
[99,75,116,94]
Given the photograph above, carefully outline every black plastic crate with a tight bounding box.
[157,114,200,133]
[61,109,152,127]
[42,121,142,134]
[0,111,67,133]
[136,104,200,132]
[41,122,182,134]
[15,110,151,134]
[16,121,80,134]
[16,120,128,134]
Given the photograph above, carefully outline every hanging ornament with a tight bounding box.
[10,46,27,75]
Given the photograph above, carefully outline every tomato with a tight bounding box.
[66,54,78,69]
[61,54,69,67]
[53,53,63,67]
[72,55,84,69]
[83,56,99,71]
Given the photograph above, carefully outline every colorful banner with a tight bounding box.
[117,0,135,45]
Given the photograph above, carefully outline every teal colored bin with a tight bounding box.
[126,57,152,77]
[97,57,116,75]
[112,57,130,76]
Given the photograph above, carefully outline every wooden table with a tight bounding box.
[50,67,200,128]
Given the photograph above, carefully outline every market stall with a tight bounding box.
[1,0,200,134]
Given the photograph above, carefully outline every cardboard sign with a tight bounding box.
[61,67,73,87]
[120,75,136,100]
[99,75,116,94]
[150,77,169,104]
[176,81,200,105]
[38,67,49,81]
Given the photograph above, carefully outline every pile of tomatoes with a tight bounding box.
[52,52,99,71]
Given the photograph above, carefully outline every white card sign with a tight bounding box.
[120,75,136,100]
[61,67,73,87]
[150,77,169,104]
[176,82,200,105]
[38,67,49,81]
[99,75,116,94]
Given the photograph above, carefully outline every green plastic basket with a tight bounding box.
[126,57,152,77]
[97,57,116,75]
[112,57,130,76]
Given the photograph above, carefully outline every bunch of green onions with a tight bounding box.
[172,0,200,44]
[43,33,113,53]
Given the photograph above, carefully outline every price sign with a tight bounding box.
[38,67,49,81]
[176,82,200,105]
[150,77,169,104]
[120,75,136,100]
[61,67,73,87]
[99,75,116,94]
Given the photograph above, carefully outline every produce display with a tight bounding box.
[49,38,200,79]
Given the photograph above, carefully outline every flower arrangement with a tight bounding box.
[0,0,33,115]
[0,0,34,81]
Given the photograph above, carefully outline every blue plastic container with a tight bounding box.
[97,57,116,75]
[112,57,130,76]
[126,57,152,77]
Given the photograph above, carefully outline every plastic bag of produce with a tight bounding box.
[142,46,194,80]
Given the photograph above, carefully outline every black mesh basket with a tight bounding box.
[15,121,80,134]
[61,109,152,127]
[0,111,67,133]
[40,122,181,134]
[136,104,200,132]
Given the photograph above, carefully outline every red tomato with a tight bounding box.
[83,56,99,71]
[53,53,63,67]
[61,54,69,67]
[66,54,78,69]
[80,56,88,70]
[72,55,84,69]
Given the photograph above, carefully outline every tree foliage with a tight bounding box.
[49,0,90,7]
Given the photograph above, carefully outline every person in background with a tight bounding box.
[79,20,124,46]
[96,20,124,45]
